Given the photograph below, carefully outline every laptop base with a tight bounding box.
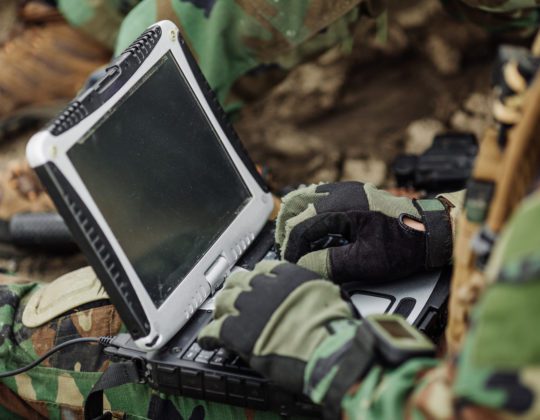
[103,222,450,418]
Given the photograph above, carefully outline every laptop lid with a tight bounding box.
[26,21,273,351]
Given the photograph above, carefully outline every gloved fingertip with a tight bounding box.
[297,249,331,279]
[197,335,221,350]
[197,322,222,350]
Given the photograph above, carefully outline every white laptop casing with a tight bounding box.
[26,21,273,351]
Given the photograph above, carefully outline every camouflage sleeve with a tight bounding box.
[441,0,540,32]
[304,190,540,419]
[59,0,377,111]
[115,0,371,109]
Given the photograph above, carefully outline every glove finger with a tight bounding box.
[250,259,284,277]
[296,249,331,279]
[281,204,318,257]
[217,261,287,318]
[223,269,254,291]
[364,183,420,219]
[284,212,353,264]
[327,211,426,283]
[198,317,226,350]
[275,184,327,247]
[214,287,244,319]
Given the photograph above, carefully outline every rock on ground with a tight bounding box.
[450,92,493,140]
[341,159,387,186]
[405,119,445,154]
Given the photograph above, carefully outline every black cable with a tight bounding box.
[0,336,114,379]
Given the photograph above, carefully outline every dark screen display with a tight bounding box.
[378,320,415,339]
[68,53,251,307]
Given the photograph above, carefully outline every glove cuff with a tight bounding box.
[304,320,375,420]
[414,199,453,268]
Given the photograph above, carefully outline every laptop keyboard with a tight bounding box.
[182,342,251,371]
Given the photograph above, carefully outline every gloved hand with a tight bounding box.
[198,261,356,394]
[276,182,456,284]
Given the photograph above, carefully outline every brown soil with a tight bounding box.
[235,0,504,190]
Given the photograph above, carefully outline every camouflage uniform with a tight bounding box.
[0,0,539,419]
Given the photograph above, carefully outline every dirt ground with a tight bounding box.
[0,0,527,280]
[236,0,505,190]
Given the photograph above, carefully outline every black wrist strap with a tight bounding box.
[84,360,141,420]
[321,324,377,420]
[414,199,453,268]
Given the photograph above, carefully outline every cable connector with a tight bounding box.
[98,336,115,347]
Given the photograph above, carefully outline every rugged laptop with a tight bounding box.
[27,21,450,416]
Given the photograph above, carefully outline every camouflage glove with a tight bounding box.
[276,182,455,284]
[198,260,355,394]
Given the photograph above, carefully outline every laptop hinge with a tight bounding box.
[204,255,229,295]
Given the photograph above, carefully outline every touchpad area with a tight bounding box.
[350,293,394,317]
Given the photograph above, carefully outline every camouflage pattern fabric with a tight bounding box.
[442,0,540,33]
[0,275,287,419]
[56,0,138,50]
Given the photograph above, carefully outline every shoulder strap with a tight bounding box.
[84,360,141,420]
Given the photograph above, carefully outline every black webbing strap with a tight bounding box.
[414,199,453,268]
[84,361,141,420]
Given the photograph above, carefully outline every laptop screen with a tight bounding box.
[67,53,251,307]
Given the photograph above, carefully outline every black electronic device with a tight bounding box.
[362,314,436,366]
[393,132,478,193]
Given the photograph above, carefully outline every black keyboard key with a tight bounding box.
[189,342,202,353]
[210,354,226,366]
[181,369,203,398]
[225,355,241,369]
[227,377,244,397]
[182,343,202,360]
[263,249,278,260]
[182,350,198,361]
[215,348,230,358]
[204,373,226,397]
[195,350,215,364]
[156,364,179,388]
[246,380,267,409]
